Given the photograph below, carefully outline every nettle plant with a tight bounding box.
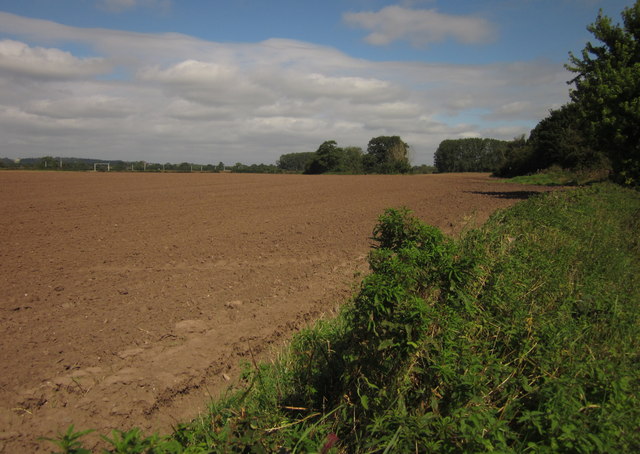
[333,208,476,423]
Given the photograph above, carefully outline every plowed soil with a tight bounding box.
[0,171,551,452]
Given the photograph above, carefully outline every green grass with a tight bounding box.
[45,183,640,453]
[499,166,610,186]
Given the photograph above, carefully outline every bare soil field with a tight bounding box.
[0,171,551,452]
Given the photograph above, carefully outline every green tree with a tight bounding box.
[230,162,247,172]
[528,103,605,171]
[434,138,508,173]
[363,136,410,174]
[566,1,640,184]
[304,140,344,174]
[39,156,58,170]
[494,135,537,178]
[277,152,316,172]
[177,162,191,172]
[300,143,364,174]
[341,146,364,174]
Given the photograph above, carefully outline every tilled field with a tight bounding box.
[0,171,551,452]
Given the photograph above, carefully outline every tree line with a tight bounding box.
[2,135,437,175]
[0,157,282,173]
[277,135,435,174]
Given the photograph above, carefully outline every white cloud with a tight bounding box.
[165,99,234,121]
[0,39,110,79]
[139,60,238,85]
[0,13,571,165]
[138,60,275,108]
[25,96,136,119]
[485,101,533,120]
[264,71,403,104]
[343,6,496,47]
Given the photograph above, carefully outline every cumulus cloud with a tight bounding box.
[138,60,276,109]
[0,39,110,80]
[343,6,496,47]
[0,13,570,164]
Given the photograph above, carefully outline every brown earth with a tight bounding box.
[0,171,552,452]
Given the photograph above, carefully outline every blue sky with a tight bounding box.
[0,0,633,165]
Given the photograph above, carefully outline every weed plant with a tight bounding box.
[45,183,640,453]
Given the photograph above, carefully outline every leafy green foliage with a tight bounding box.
[500,165,610,186]
[42,426,187,454]
[494,135,538,178]
[101,428,185,453]
[303,141,364,174]
[340,146,365,174]
[363,136,411,174]
[435,138,509,173]
[495,104,610,179]
[0,157,15,168]
[302,136,411,175]
[40,425,94,454]
[566,1,640,185]
[276,152,317,172]
[527,103,605,171]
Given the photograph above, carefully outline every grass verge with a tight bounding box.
[498,166,610,186]
[46,183,640,453]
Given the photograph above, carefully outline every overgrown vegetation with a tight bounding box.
[499,165,610,187]
[46,183,640,452]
